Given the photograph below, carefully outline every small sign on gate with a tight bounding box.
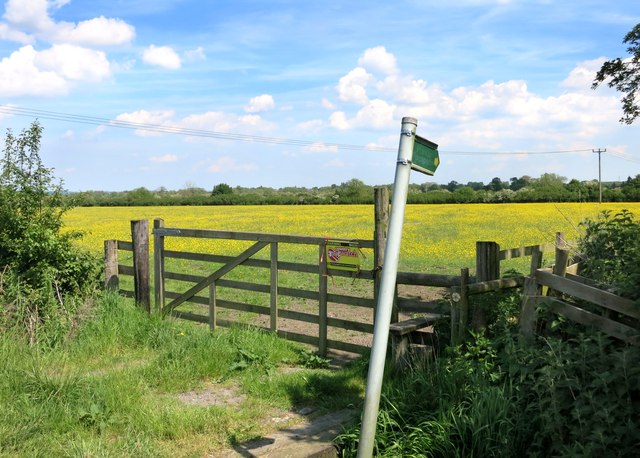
[325,240,360,272]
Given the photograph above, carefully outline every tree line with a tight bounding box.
[71,173,640,206]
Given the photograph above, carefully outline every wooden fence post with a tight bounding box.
[153,218,165,314]
[473,241,500,331]
[458,268,470,341]
[104,240,119,290]
[374,187,398,323]
[131,219,150,313]
[270,242,279,332]
[318,242,328,356]
[520,247,543,341]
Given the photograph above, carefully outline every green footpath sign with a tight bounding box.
[411,135,439,175]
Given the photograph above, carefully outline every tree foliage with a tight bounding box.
[593,23,640,124]
[0,121,99,322]
[578,209,640,300]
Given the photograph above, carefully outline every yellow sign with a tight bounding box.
[325,240,360,272]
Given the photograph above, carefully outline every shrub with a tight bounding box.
[0,121,100,343]
[578,209,640,300]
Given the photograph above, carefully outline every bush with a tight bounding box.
[0,121,100,343]
[578,209,640,300]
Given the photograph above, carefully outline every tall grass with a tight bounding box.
[0,291,366,456]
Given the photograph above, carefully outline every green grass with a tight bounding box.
[0,292,366,457]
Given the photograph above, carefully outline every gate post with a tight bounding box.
[131,219,150,313]
[374,187,398,323]
[154,218,165,314]
[474,241,500,331]
[104,240,119,290]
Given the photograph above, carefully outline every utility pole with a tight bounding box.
[593,148,606,203]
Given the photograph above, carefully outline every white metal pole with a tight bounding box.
[357,117,417,457]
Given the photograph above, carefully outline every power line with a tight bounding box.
[0,104,599,157]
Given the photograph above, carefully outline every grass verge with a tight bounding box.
[0,291,366,457]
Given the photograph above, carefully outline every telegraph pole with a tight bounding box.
[593,148,606,203]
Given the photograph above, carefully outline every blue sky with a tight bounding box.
[0,0,638,191]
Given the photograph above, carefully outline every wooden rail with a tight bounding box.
[103,192,571,357]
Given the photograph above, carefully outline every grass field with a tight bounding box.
[64,202,640,272]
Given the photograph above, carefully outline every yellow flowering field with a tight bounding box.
[64,203,640,272]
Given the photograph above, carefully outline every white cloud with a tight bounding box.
[35,43,110,80]
[330,50,621,152]
[336,67,372,105]
[207,156,257,173]
[184,46,206,61]
[358,46,398,76]
[114,109,175,136]
[142,45,181,69]
[329,111,350,130]
[150,154,178,163]
[54,16,135,46]
[2,0,135,46]
[562,58,605,90]
[303,142,338,153]
[245,94,275,113]
[0,23,34,43]
[321,98,336,110]
[0,45,68,96]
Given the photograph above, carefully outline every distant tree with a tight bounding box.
[486,177,507,192]
[592,23,640,124]
[622,174,640,201]
[446,180,461,192]
[465,181,485,191]
[509,175,531,191]
[211,183,233,196]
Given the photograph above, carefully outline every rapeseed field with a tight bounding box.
[64,202,640,272]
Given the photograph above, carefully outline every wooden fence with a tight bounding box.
[520,245,640,345]
[104,219,567,357]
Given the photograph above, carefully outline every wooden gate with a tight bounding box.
[153,219,377,355]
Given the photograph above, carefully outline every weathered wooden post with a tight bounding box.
[104,240,119,290]
[153,218,165,314]
[473,241,500,331]
[520,247,543,341]
[374,187,397,323]
[131,219,150,313]
[270,242,279,332]
[318,242,328,356]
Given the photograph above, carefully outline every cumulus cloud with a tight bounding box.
[329,47,621,151]
[562,58,605,90]
[336,67,372,104]
[245,94,275,113]
[142,45,181,69]
[35,43,110,80]
[2,0,135,46]
[358,46,397,76]
[0,45,68,96]
[0,0,133,96]
[114,109,175,136]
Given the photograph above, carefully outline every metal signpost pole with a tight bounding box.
[357,117,417,457]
